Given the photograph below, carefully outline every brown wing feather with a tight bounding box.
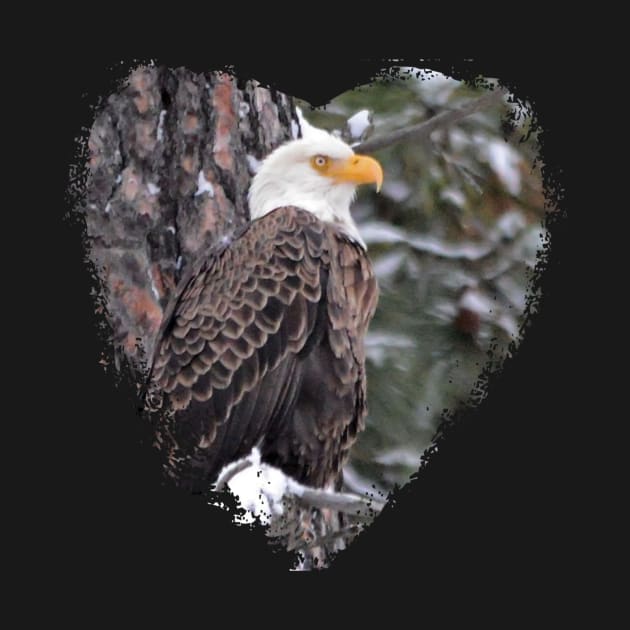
[149,207,330,491]
[260,230,379,489]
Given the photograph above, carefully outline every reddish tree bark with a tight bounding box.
[85,66,296,369]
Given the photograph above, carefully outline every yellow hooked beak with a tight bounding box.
[328,154,384,192]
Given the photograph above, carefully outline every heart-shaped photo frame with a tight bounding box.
[73,62,550,571]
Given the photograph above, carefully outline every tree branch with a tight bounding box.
[287,479,385,517]
[354,89,506,154]
[213,453,386,517]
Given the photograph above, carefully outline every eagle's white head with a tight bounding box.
[248,126,383,248]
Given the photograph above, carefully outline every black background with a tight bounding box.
[26,51,581,596]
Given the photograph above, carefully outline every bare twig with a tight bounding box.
[354,89,506,154]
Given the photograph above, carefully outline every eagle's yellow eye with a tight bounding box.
[311,155,329,170]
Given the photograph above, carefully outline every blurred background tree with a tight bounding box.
[298,67,546,496]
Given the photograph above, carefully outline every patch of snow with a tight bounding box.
[246,154,261,174]
[239,101,250,119]
[347,109,371,139]
[375,448,420,468]
[157,109,166,142]
[366,332,416,349]
[360,221,408,245]
[440,186,466,208]
[194,170,215,197]
[440,268,479,290]
[494,275,525,312]
[285,477,307,498]
[519,225,547,268]
[176,255,183,270]
[483,139,522,196]
[147,268,159,301]
[165,225,175,235]
[365,331,416,367]
[428,299,458,322]
[147,182,160,196]
[360,221,494,260]
[373,249,407,279]
[411,71,460,106]
[429,164,443,179]
[226,448,289,525]
[449,128,470,152]
[495,209,526,240]
[115,174,122,184]
[343,465,388,498]
[459,287,494,318]
[496,313,519,339]
[104,202,111,214]
[409,234,494,260]
[291,119,300,139]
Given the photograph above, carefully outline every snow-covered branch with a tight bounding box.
[291,483,385,517]
[354,89,505,154]
[211,448,385,526]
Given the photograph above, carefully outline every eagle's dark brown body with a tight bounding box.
[150,206,378,492]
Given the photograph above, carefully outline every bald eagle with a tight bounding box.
[149,125,383,493]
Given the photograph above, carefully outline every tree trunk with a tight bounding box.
[85,66,296,370]
[84,67,354,568]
